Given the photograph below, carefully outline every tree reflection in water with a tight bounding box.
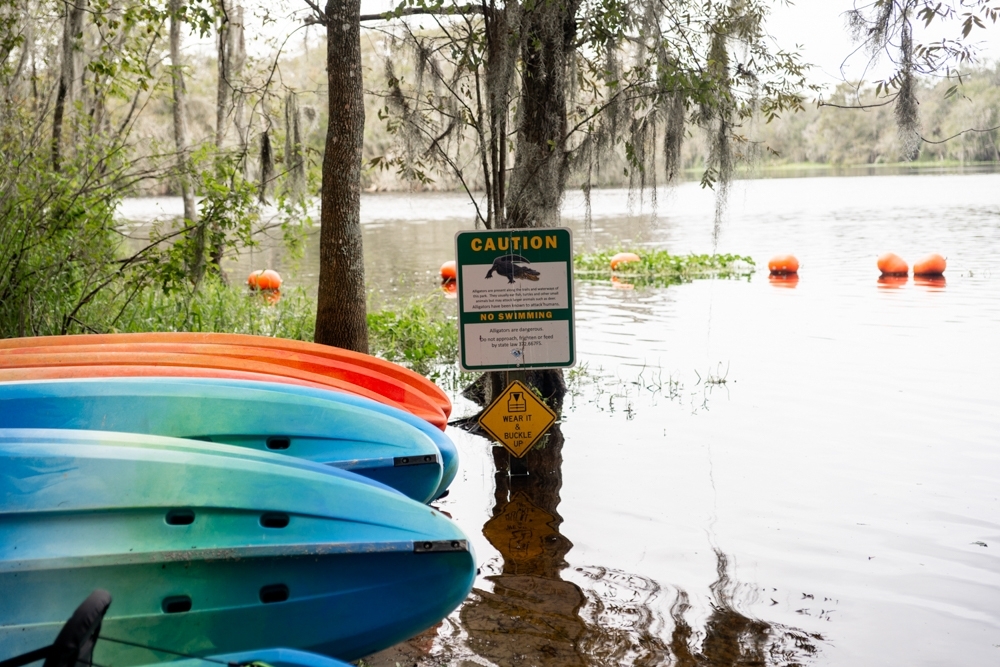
[457,425,824,667]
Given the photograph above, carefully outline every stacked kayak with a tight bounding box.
[0,334,459,500]
[0,334,472,666]
[0,429,475,665]
[0,333,451,430]
[0,377,455,503]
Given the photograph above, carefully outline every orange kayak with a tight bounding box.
[0,333,451,417]
[0,348,448,431]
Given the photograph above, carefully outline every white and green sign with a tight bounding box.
[455,228,575,371]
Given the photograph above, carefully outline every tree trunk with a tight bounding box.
[503,0,580,229]
[215,0,245,149]
[284,91,304,198]
[169,0,202,282]
[483,1,519,227]
[211,0,244,269]
[215,0,232,149]
[52,0,86,171]
[315,0,368,352]
[476,0,581,407]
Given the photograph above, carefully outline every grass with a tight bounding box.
[574,249,755,287]
[116,279,317,341]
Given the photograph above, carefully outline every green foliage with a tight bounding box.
[0,106,135,336]
[0,0,319,339]
[367,295,459,378]
[0,120,271,337]
[574,249,755,287]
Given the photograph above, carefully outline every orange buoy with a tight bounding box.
[913,253,946,276]
[264,289,282,305]
[440,260,457,281]
[767,254,799,275]
[441,280,457,298]
[256,269,283,291]
[877,252,908,276]
[610,252,641,270]
[247,270,264,290]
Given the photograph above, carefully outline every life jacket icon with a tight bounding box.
[508,391,527,412]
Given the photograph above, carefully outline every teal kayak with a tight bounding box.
[182,377,460,500]
[0,429,475,665]
[0,378,444,503]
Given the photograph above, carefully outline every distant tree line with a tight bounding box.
[751,65,1000,167]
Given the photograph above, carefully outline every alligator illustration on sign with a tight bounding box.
[485,255,541,284]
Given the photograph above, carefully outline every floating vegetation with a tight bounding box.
[574,249,755,287]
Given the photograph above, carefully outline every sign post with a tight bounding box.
[455,228,573,457]
[455,228,575,371]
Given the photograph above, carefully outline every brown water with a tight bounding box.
[121,172,1000,666]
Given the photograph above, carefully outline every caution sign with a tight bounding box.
[482,493,557,564]
[478,380,557,458]
[455,228,575,371]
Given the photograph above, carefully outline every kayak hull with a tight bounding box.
[180,378,460,501]
[0,333,451,425]
[0,378,443,503]
[0,349,446,430]
[0,429,475,665]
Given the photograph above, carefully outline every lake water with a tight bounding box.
[122,172,1000,666]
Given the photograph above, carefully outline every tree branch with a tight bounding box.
[360,5,483,22]
[818,96,898,110]
[921,124,1000,145]
[300,0,326,25]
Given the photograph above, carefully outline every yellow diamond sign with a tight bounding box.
[478,380,557,457]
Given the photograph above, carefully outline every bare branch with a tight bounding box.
[360,4,483,22]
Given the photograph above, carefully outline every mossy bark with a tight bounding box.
[315,0,369,353]
[479,0,583,410]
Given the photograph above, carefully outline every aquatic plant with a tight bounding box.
[574,250,755,287]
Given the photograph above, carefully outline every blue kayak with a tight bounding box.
[183,377,460,500]
[0,377,446,503]
[0,429,476,665]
